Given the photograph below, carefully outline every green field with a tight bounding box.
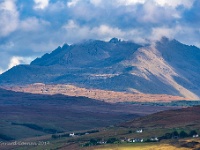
[90,143,190,150]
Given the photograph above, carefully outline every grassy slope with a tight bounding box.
[0,88,173,141]
[121,106,200,129]
[10,138,199,150]
[88,143,190,150]
[1,89,200,150]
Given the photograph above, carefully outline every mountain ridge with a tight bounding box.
[0,37,200,100]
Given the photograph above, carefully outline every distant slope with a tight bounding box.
[121,38,200,99]
[0,37,200,99]
[121,105,200,129]
[9,105,200,150]
[156,38,200,99]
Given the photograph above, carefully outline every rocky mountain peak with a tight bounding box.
[109,38,121,43]
[0,38,200,100]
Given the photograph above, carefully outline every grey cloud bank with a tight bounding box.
[0,0,199,73]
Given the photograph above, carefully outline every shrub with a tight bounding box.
[89,139,98,145]
[172,131,179,137]
[179,131,188,138]
[107,138,119,144]
[51,134,60,139]
[128,130,132,133]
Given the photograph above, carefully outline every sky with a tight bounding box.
[0,0,200,74]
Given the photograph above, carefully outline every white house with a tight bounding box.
[69,133,75,137]
[150,137,159,141]
[97,141,106,144]
[127,138,132,142]
[193,134,199,138]
[136,129,143,133]
[134,138,143,142]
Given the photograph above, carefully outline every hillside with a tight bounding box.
[3,84,187,103]
[60,105,200,149]
[121,105,200,129]
[0,37,200,100]
[0,88,172,141]
[4,104,200,150]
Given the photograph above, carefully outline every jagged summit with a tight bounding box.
[30,43,70,66]
[30,38,141,67]
[109,37,121,43]
[0,37,200,99]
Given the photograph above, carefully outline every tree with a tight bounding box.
[128,130,132,134]
[163,133,172,139]
[89,139,98,145]
[107,138,118,144]
[172,131,179,137]
[179,131,188,138]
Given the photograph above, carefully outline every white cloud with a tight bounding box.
[48,1,66,12]
[67,0,80,7]
[0,0,16,11]
[34,0,49,10]
[90,0,102,6]
[155,0,194,8]
[114,0,194,8]
[62,20,79,30]
[62,20,124,41]
[139,1,159,23]
[63,17,200,49]
[150,27,176,41]
[0,0,19,37]
[91,25,124,39]
[0,68,3,74]
[62,20,92,42]
[8,56,33,69]
[8,56,24,69]
[115,0,145,6]
[20,17,50,31]
[137,0,182,23]
[62,20,148,43]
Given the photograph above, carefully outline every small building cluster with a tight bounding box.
[193,134,199,138]
[136,129,143,133]
[61,129,199,148]
[97,141,107,144]
[150,137,159,142]
[126,138,144,143]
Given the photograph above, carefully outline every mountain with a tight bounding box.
[0,37,200,99]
